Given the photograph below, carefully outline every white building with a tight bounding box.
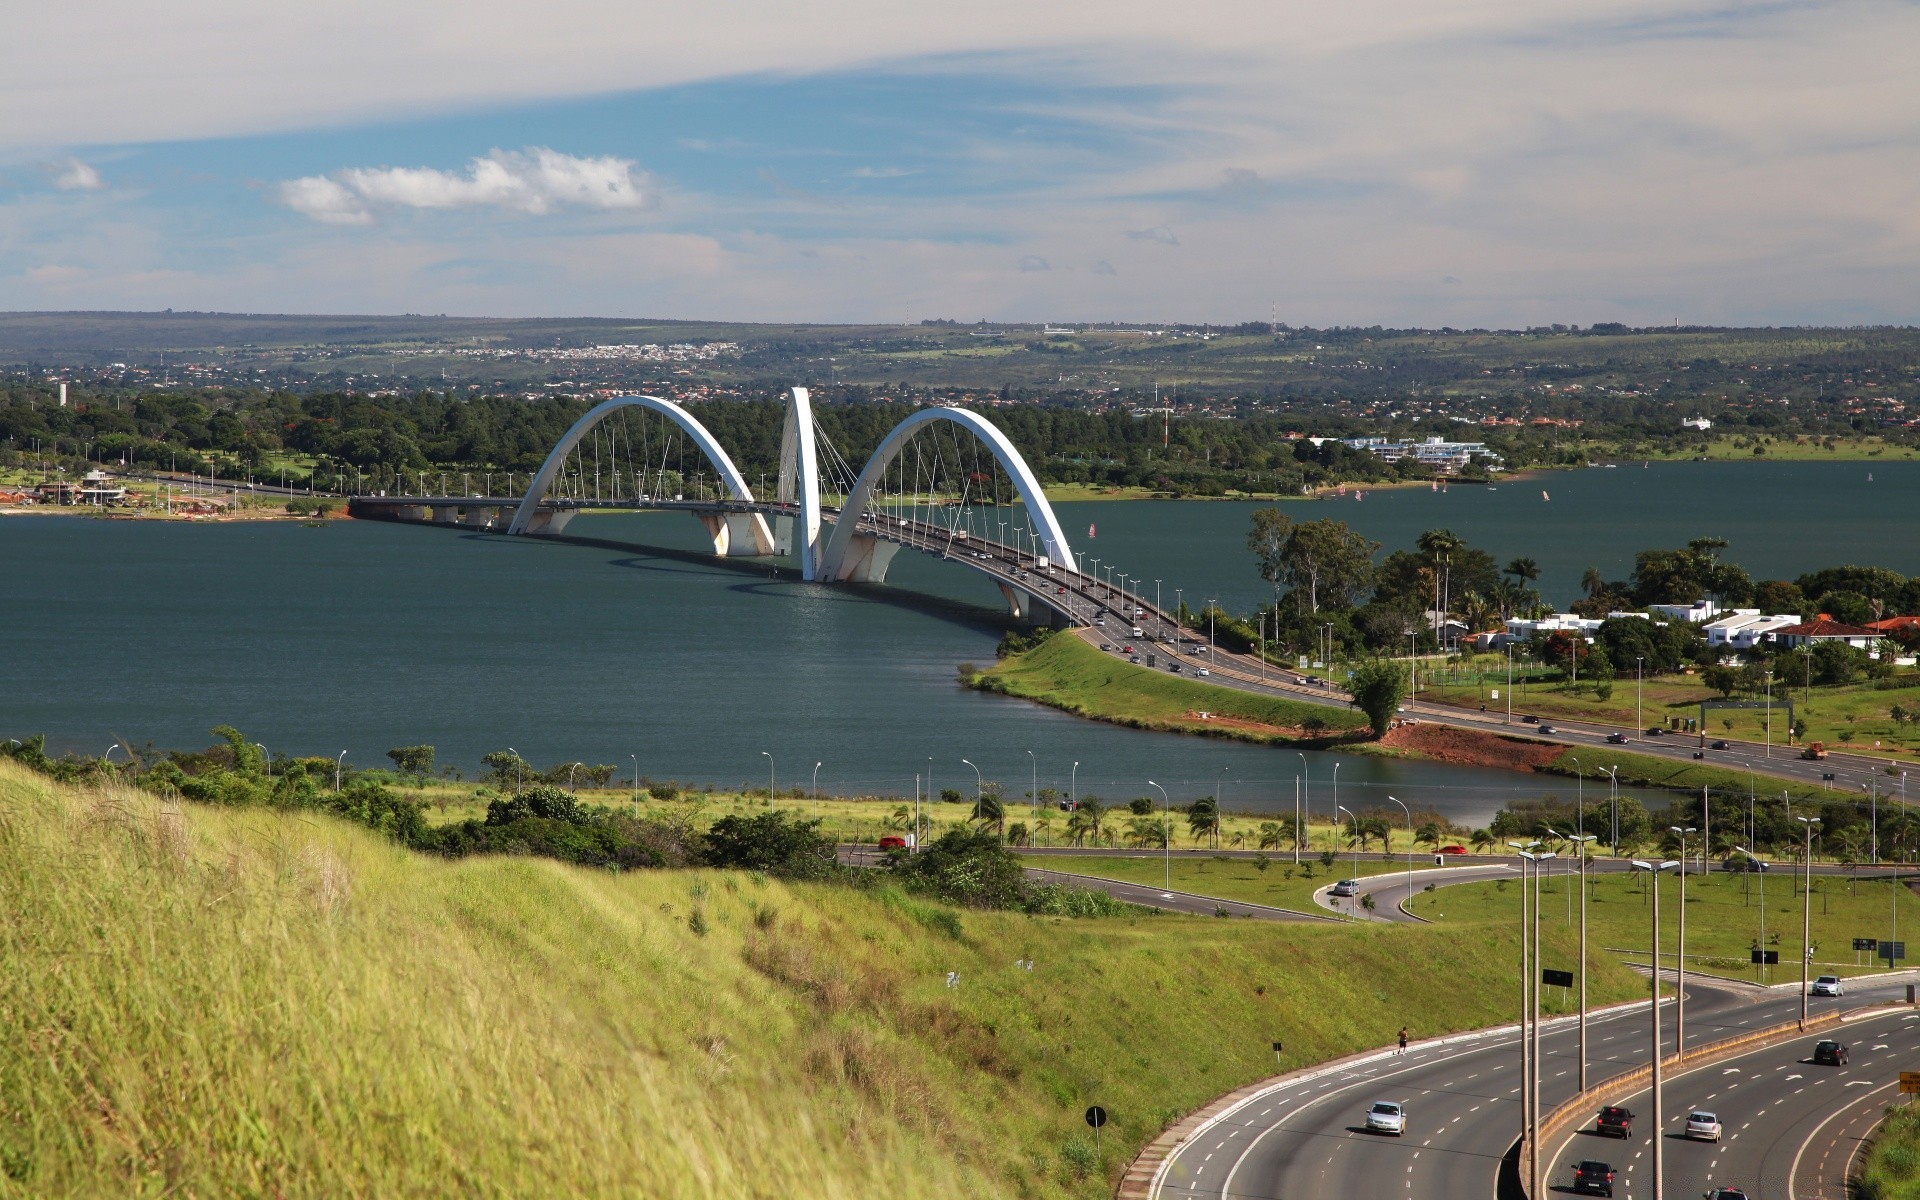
[1341,436,1501,473]
[1682,417,1713,431]
[1701,610,1803,650]
[1648,600,1722,624]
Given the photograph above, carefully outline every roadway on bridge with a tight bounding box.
[1152,973,1916,1200]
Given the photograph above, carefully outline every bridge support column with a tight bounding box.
[390,504,429,522]
[461,507,497,529]
[430,506,460,525]
[836,534,902,583]
[696,512,777,557]
[520,509,577,536]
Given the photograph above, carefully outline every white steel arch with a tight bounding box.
[506,395,767,547]
[775,386,824,580]
[817,406,1074,581]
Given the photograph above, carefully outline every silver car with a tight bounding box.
[1366,1101,1406,1136]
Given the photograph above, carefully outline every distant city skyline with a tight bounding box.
[2,0,1916,325]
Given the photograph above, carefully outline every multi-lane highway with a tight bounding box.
[1542,1002,1920,1199]
[1148,972,1917,1200]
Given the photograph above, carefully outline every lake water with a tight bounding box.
[4,461,1912,827]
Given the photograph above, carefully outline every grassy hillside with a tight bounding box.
[972,633,1369,745]
[0,760,1643,1197]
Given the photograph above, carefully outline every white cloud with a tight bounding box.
[1018,255,1050,272]
[280,147,650,224]
[51,158,103,190]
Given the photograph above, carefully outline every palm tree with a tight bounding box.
[1078,796,1108,845]
[1581,567,1607,600]
[1470,827,1496,854]
[1415,821,1443,853]
[1187,797,1221,848]
[972,791,1005,840]
[1417,528,1467,649]
[1064,810,1095,847]
[885,805,910,832]
[1125,815,1169,848]
[1258,821,1285,851]
[1505,556,1541,586]
[1005,822,1031,847]
[1033,813,1054,847]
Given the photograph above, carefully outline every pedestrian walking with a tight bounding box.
[1396,1026,1409,1055]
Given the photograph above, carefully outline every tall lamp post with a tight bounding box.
[1670,826,1698,1054]
[1295,752,1309,865]
[761,751,775,808]
[630,754,640,812]
[1552,827,1598,1089]
[1330,760,1342,854]
[1026,749,1038,824]
[1508,840,1553,1198]
[812,761,823,820]
[1388,795,1414,914]
[1335,805,1360,910]
[1635,655,1645,738]
[961,757,985,838]
[1631,856,1682,1200]
[1148,780,1171,889]
[1795,816,1821,1027]
[335,750,347,791]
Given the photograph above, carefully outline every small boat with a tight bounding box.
[1541,490,1550,501]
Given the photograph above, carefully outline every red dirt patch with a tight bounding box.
[1180,710,1305,737]
[1378,722,1563,771]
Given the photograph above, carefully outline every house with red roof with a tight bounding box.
[1767,616,1879,651]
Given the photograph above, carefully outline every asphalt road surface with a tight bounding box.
[1542,1002,1920,1199]
[1152,972,1917,1200]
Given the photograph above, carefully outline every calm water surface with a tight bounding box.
[4,461,1909,826]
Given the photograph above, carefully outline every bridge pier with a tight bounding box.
[835,533,901,583]
[998,582,1073,627]
[461,506,498,529]
[519,509,577,537]
[696,511,777,557]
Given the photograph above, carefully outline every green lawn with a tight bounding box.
[1431,866,1920,981]
[973,631,1369,744]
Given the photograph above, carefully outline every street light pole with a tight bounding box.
[1296,752,1309,865]
[812,761,822,820]
[1560,831,1597,1089]
[335,750,347,791]
[1670,826,1697,1054]
[761,751,775,808]
[1336,805,1359,905]
[1631,856,1681,1200]
[1026,749,1037,824]
[631,754,640,812]
[1331,760,1342,854]
[1636,656,1645,738]
[1796,817,1820,1027]
[1149,780,1171,889]
[1388,795,1413,914]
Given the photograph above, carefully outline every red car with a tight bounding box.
[878,835,908,850]
[1438,845,1467,855]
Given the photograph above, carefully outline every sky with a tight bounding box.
[1,0,1917,325]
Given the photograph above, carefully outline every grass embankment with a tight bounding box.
[971,632,1369,745]
[1538,745,1837,805]
[1859,1103,1920,1199]
[0,760,1638,1197]
[1431,867,1920,980]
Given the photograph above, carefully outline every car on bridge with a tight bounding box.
[1364,1101,1405,1136]
[1594,1105,1633,1138]
[1813,1038,1849,1065]
[1705,1189,1750,1200]
[1684,1111,1722,1142]
[1569,1160,1616,1196]
[1811,975,1845,997]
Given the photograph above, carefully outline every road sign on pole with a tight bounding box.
[1542,969,1575,988]
[1855,938,1879,950]
[1750,949,1779,964]
[1901,1072,1920,1095]
[1086,1105,1108,1153]
[1884,941,1907,966]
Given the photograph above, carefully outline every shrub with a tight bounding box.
[702,811,839,881]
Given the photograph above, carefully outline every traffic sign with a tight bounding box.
[1901,1072,1920,1095]
[1542,969,1575,988]
[1085,1106,1108,1129]
[1855,938,1879,951]
[1884,941,1907,964]
[1751,950,1779,965]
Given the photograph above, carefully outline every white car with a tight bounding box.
[1366,1101,1406,1136]
[1197,667,1211,677]
[1811,975,1844,997]
[1685,1111,1722,1142]
[1330,879,1360,898]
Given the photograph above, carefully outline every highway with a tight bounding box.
[1541,1002,1920,1199]
[1150,973,1917,1200]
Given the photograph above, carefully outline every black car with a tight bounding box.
[1711,739,1731,750]
[1706,1190,1751,1200]
[1814,1039,1849,1066]
[1595,1105,1633,1138]
[1645,726,1666,737]
[1538,724,1558,734]
[1606,732,1629,744]
[1521,714,1540,724]
[1570,1160,1616,1196]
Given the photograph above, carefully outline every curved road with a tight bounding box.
[1151,973,1917,1200]
[1542,1003,1920,1199]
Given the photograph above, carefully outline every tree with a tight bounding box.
[1247,507,1295,613]
[972,791,1006,840]
[1702,664,1742,698]
[1754,579,1806,616]
[386,744,435,781]
[1415,821,1443,852]
[1349,659,1410,736]
[481,749,531,790]
[1257,821,1285,850]
[1126,815,1170,848]
[1186,796,1221,848]
[702,811,838,880]
[1279,518,1380,614]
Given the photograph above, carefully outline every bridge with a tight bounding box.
[347,387,1163,628]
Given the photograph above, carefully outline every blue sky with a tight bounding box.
[2,0,1916,324]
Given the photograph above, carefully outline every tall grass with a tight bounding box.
[0,761,1633,1197]
[1858,1103,1920,1199]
